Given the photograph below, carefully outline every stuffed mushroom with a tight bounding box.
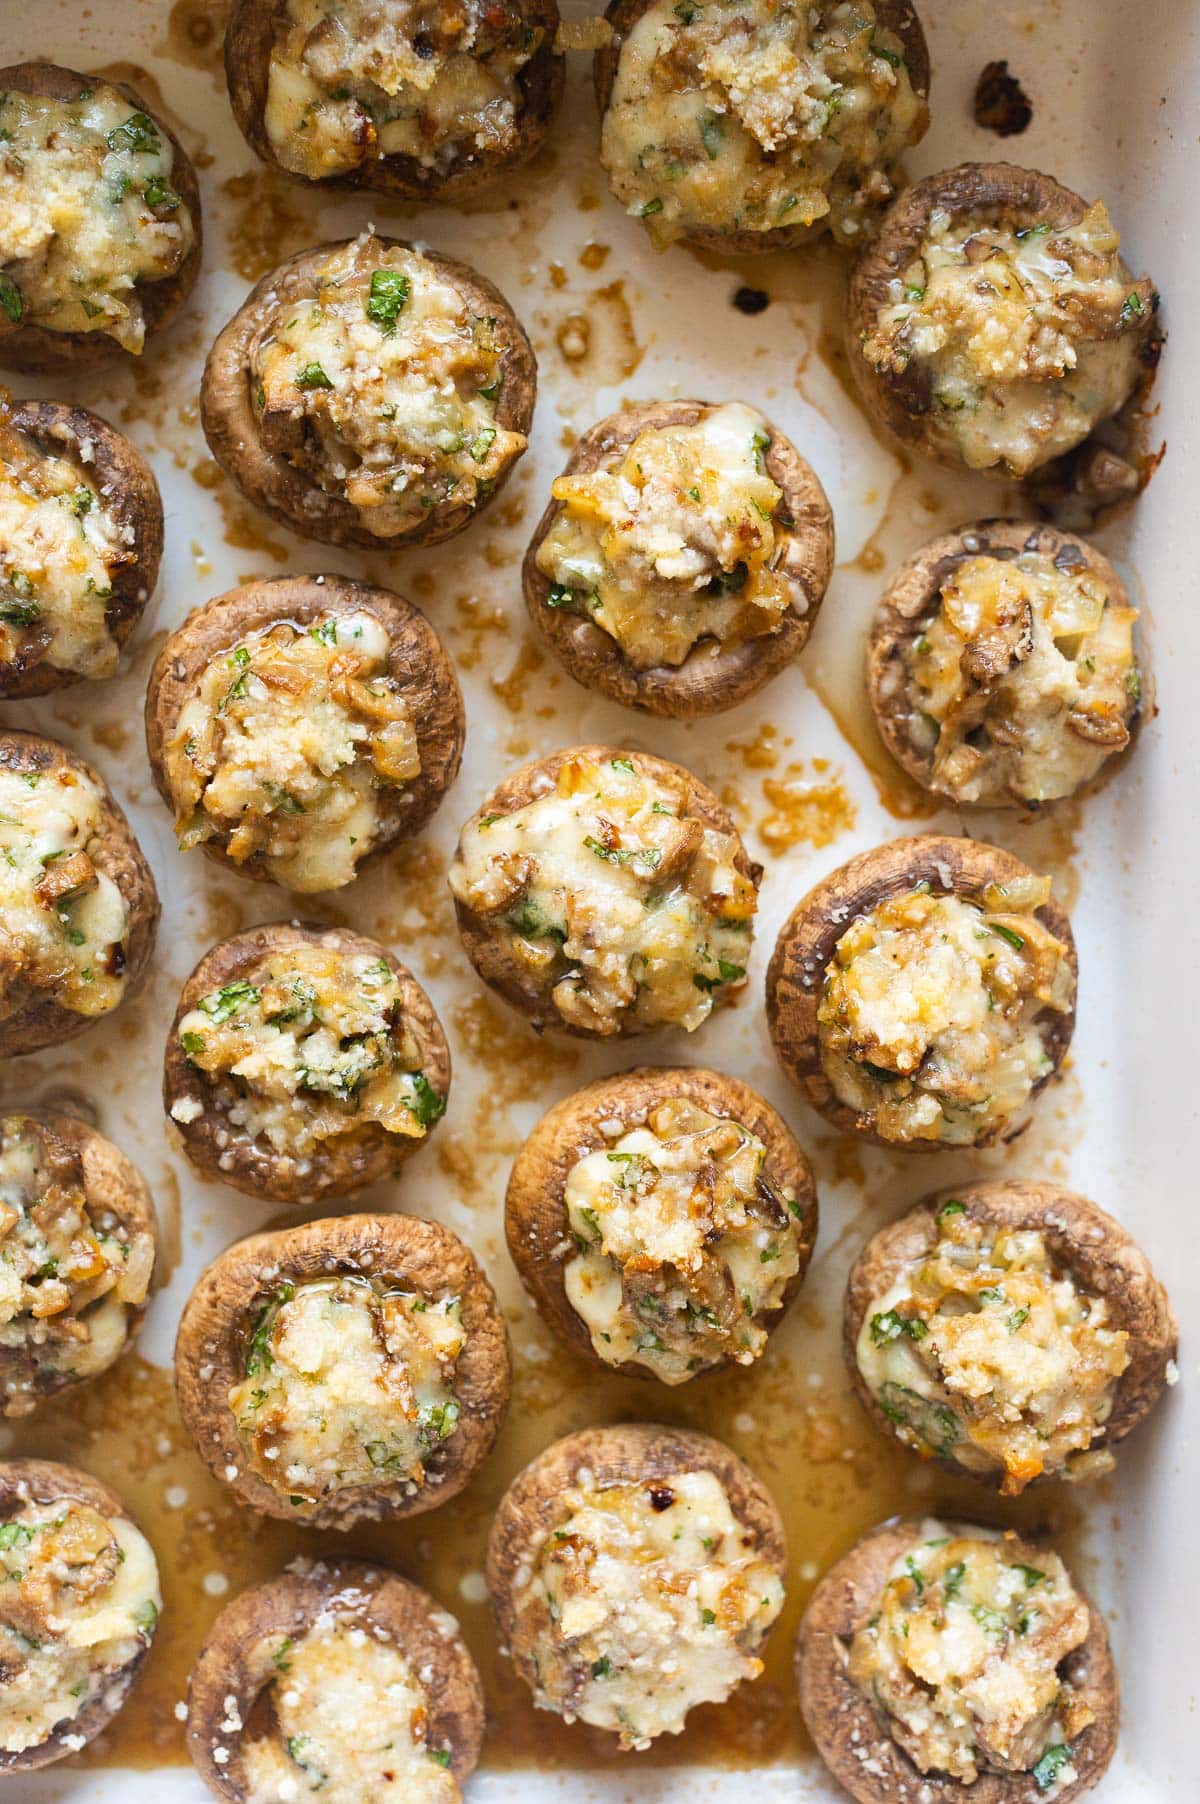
[175,1213,511,1528]
[0,64,201,373]
[188,1558,484,1802]
[797,1517,1118,1803]
[524,400,834,716]
[448,744,760,1038]
[847,162,1161,480]
[766,835,1076,1149]
[224,0,564,199]
[487,1423,785,1750]
[506,1065,817,1382]
[145,575,464,893]
[0,730,159,1059]
[0,393,162,697]
[163,922,451,1205]
[0,1112,156,1417]
[0,1458,161,1773]
[845,1180,1176,1494]
[596,0,930,252]
[867,519,1141,808]
[201,233,536,551]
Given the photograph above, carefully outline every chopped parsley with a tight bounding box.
[366,267,411,333]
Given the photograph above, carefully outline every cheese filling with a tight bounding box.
[166,609,418,893]
[847,1523,1093,1785]
[175,943,445,1159]
[241,1616,460,1803]
[857,1205,1130,1493]
[0,765,130,1023]
[448,752,756,1035]
[861,201,1152,475]
[0,403,128,682]
[535,403,794,670]
[0,1498,160,1754]
[513,1468,783,1749]
[0,1116,154,1414]
[601,0,925,246]
[251,236,525,536]
[263,0,543,182]
[563,1098,803,1382]
[895,550,1139,805]
[0,83,194,352]
[228,1275,464,1504]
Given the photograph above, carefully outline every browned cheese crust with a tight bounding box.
[0,399,163,698]
[764,834,1077,1147]
[452,742,761,1038]
[0,63,203,374]
[594,0,931,254]
[505,1064,818,1372]
[796,1517,1119,1804]
[162,922,451,1204]
[175,1213,511,1528]
[0,1458,155,1773]
[523,399,835,717]
[866,519,1140,807]
[224,0,564,198]
[0,730,160,1059]
[144,574,465,885]
[200,238,537,551]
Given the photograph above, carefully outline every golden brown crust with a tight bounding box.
[843,1179,1178,1487]
[866,519,1140,808]
[162,921,451,1204]
[845,163,1159,472]
[175,1213,511,1529]
[0,1111,157,1416]
[224,0,564,198]
[0,399,163,698]
[451,742,761,1038]
[0,63,203,375]
[200,237,537,551]
[796,1517,1120,1804]
[144,574,465,887]
[594,0,930,254]
[486,1422,786,1715]
[0,1458,156,1773]
[0,730,160,1059]
[505,1065,818,1373]
[187,1560,485,1799]
[522,400,835,717]
[764,834,1077,1148]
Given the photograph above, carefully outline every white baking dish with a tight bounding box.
[1,0,1194,1798]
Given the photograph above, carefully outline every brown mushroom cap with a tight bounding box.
[162,921,451,1205]
[0,64,203,375]
[0,399,163,699]
[765,834,1077,1147]
[0,730,160,1059]
[0,1457,158,1773]
[523,400,835,717]
[188,1559,485,1799]
[843,1179,1178,1487]
[845,162,1159,474]
[487,1421,786,1721]
[224,0,564,198]
[796,1516,1119,1804]
[594,0,931,254]
[144,574,465,887]
[452,742,761,1038]
[200,237,537,551]
[175,1212,511,1528]
[0,1111,157,1417]
[506,1065,818,1374]
[866,518,1141,808]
